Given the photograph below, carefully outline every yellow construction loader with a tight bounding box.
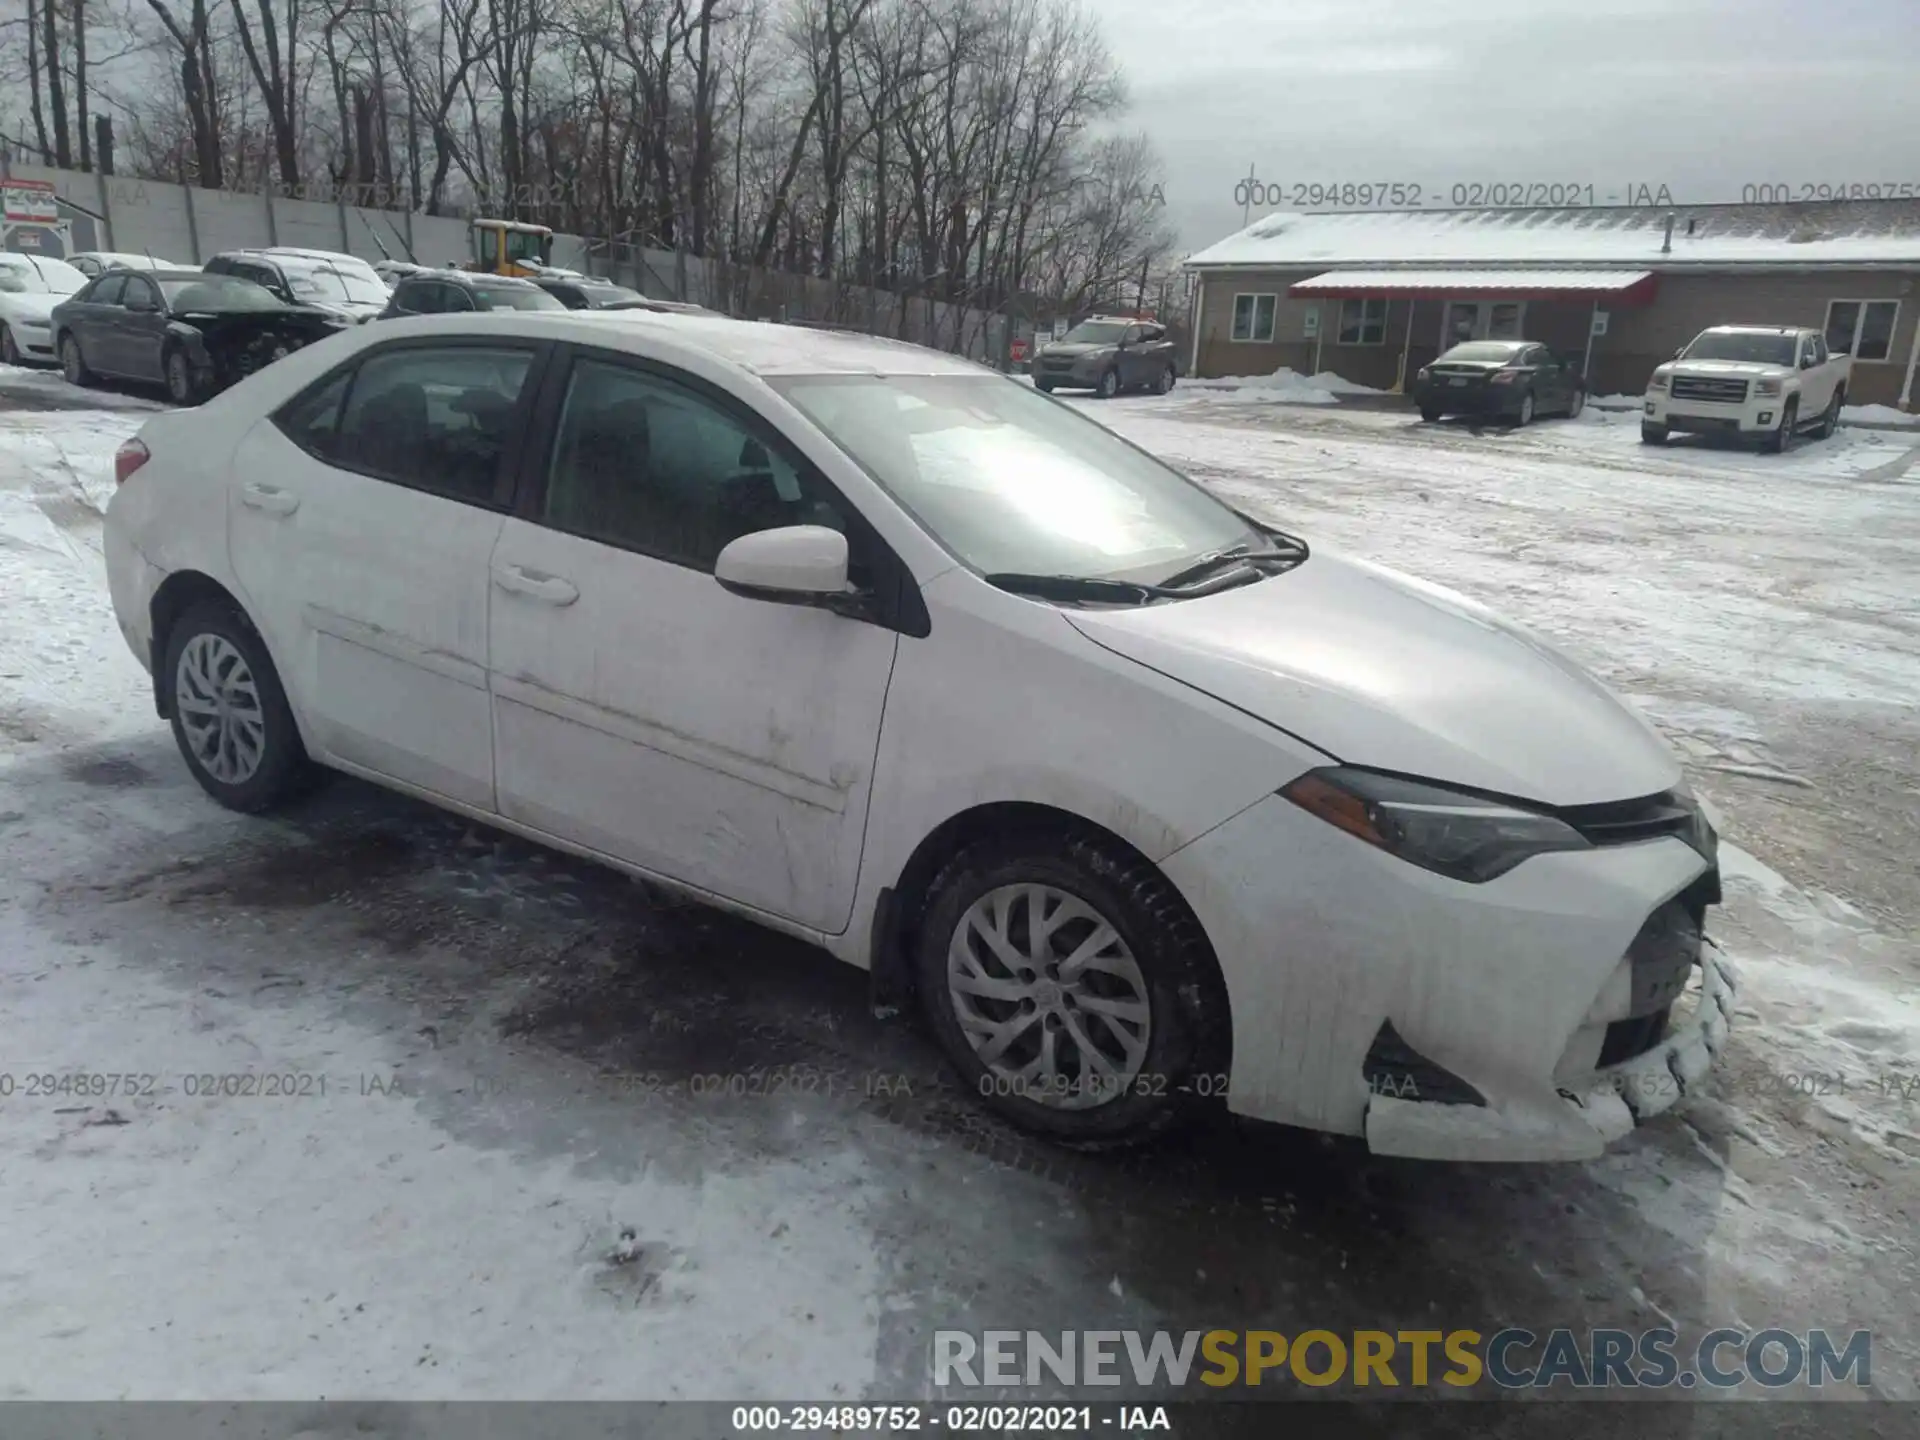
[465,218,555,277]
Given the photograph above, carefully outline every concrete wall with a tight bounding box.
[1191,264,1920,407]
[7,162,1013,363]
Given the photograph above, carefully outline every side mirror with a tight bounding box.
[714,525,855,608]
[1800,355,1819,370]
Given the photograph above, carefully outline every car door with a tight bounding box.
[74,273,126,372]
[486,347,904,932]
[1800,333,1835,411]
[1141,323,1174,378]
[1116,325,1147,387]
[1521,347,1557,409]
[117,274,169,383]
[226,338,547,808]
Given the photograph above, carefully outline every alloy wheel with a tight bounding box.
[946,883,1152,1110]
[175,633,268,785]
[1,327,18,366]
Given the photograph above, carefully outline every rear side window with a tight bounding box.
[277,346,537,506]
[275,371,353,461]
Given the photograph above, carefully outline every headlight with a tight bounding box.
[1648,372,1670,391]
[1416,367,1431,382]
[22,317,52,330]
[1753,378,1782,397]
[1281,766,1590,883]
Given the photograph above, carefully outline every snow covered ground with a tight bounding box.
[2,383,1917,1407]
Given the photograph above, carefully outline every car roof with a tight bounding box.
[419,270,540,289]
[370,310,987,377]
[1703,325,1803,334]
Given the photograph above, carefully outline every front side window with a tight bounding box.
[330,346,535,504]
[1337,298,1388,345]
[1230,294,1276,343]
[1825,299,1898,362]
[89,274,128,306]
[122,277,161,311]
[540,358,851,571]
[772,373,1263,584]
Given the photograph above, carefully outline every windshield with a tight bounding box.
[1683,332,1797,366]
[584,284,644,306]
[0,257,87,295]
[771,373,1261,583]
[284,265,387,305]
[1439,342,1524,363]
[160,276,283,311]
[471,284,565,312]
[1057,321,1129,346]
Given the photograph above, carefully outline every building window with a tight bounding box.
[1337,298,1388,345]
[1231,293,1276,343]
[1825,299,1899,362]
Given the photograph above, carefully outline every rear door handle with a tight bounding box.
[240,482,300,516]
[492,565,579,606]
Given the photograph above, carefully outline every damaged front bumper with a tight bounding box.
[1161,791,1733,1163]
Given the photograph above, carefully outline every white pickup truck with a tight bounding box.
[1642,325,1851,452]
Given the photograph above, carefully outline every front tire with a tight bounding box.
[1095,368,1120,400]
[1420,406,1442,423]
[162,601,312,813]
[1035,380,1054,394]
[1641,422,1668,445]
[60,333,93,387]
[1763,398,1798,454]
[164,347,201,406]
[1817,389,1842,440]
[914,830,1222,1147]
[1,326,21,367]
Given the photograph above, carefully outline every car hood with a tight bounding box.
[1669,359,1790,378]
[304,298,383,322]
[1,293,65,323]
[1064,547,1680,807]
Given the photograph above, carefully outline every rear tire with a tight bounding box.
[1513,391,1536,427]
[162,601,313,813]
[1567,388,1585,419]
[1763,398,1798,454]
[60,333,93,387]
[914,829,1224,1148]
[1420,407,1442,423]
[1155,366,1176,395]
[1640,423,1668,445]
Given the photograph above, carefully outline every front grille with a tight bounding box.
[1670,375,1748,403]
[1561,792,1695,847]
[1041,355,1074,371]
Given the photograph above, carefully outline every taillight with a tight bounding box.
[115,437,151,485]
[1489,369,1521,385]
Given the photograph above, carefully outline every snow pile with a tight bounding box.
[1181,367,1381,406]
[1842,402,1920,427]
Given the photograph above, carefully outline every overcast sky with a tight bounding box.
[1093,0,1920,251]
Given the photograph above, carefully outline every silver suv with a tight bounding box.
[1032,316,1178,399]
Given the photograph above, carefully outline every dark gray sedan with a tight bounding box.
[1413,340,1586,426]
[1032,317,1179,398]
[52,270,349,404]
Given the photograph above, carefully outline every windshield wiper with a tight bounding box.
[983,573,1179,604]
[1157,538,1307,591]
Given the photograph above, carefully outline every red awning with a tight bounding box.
[1289,268,1659,305]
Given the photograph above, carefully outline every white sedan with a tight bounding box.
[0,252,89,365]
[101,310,1733,1161]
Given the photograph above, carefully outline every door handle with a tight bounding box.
[240,483,300,516]
[492,565,579,606]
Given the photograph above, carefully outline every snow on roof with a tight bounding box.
[1291,268,1653,293]
[1186,200,1920,270]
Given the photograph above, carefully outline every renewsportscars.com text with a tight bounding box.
[933,1327,1871,1391]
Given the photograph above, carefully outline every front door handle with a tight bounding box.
[240,482,300,516]
[492,565,579,606]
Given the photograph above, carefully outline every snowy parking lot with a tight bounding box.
[2,366,1918,1414]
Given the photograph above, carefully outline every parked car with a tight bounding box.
[530,275,649,309]
[0,253,89,365]
[378,268,568,316]
[68,251,189,279]
[51,269,351,404]
[1413,340,1586,425]
[101,308,1731,1161]
[202,248,389,324]
[373,260,432,288]
[1032,317,1179,398]
[601,298,712,315]
[1642,325,1850,452]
